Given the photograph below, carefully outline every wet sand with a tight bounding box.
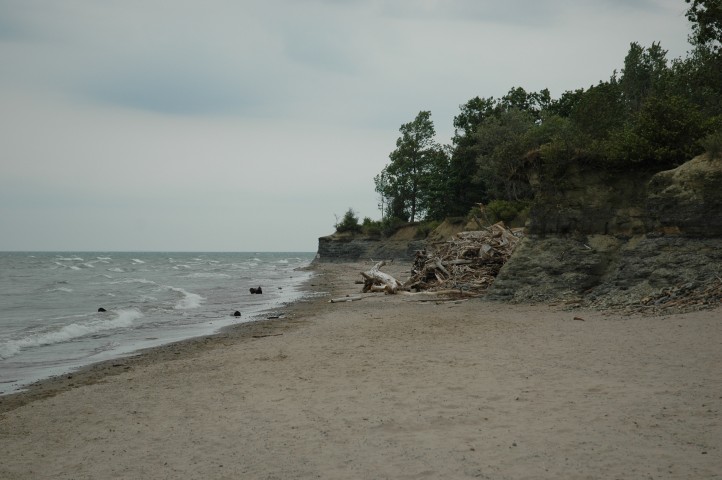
[1,262,720,479]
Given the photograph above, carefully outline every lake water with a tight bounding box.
[0,251,316,395]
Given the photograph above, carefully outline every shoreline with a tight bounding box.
[1,261,720,478]
[0,251,317,398]
[0,262,329,413]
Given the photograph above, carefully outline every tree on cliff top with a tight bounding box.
[375,111,449,223]
[334,208,362,234]
[686,0,722,53]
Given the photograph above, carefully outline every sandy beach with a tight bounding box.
[1,261,720,479]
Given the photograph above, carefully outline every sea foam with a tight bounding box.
[47,287,74,293]
[168,287,204,309]
[0,309,144,360]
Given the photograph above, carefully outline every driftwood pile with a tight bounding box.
[406,222,524,294]
[357,222,524,297]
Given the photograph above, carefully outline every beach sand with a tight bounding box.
[1,262,720,479]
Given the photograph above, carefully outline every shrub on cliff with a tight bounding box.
[362,217,383,237]
[485,200,531,225]
[415,220,441,239]
[334,208,362,234]
[700,129,722,159]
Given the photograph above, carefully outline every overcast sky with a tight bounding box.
[0,0,692,251]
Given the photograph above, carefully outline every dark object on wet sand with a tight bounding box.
[233,311,241,317]
[250,286,263,294]
[97,307,107,312]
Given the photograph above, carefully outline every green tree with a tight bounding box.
[474,109,537,201]
[447,97,497,215]
[500,86,552,120]
[446,89,553,216]
[334,208,362,233]
[619,42,670,112]
[418,145,452,220]
[547,88,585,118]
[682,1,722,117]
[686,0,722,52]
[603,94,705,167]
[375,111,445,222]
[569,79,625,140]
[452,96,498,140]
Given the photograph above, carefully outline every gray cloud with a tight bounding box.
[0,0,693,250]
[81,58,264,115]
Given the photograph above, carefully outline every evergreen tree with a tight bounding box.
[375,111,447,223]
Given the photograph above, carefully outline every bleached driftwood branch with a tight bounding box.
[360,261,404,294]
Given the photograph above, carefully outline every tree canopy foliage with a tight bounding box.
[369,0,722,226]
[374,111,450,222]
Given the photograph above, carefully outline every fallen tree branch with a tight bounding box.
[361,261,404,294]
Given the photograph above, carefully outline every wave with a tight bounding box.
[131,259,145,264]
[47,287,73,293]
[168,286,204,309]
[0,309,143,360]
[184,272,231,279]
[110,278,157,286]
[105,278,202,309]
[107,267,124,273]
[54,262,81,270]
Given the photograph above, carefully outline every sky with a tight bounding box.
[0,0,693,252]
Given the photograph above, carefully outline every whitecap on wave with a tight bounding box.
[0,309,143,360]
[168,286,204,309]
[184,272,231,279]
[47,287,74,293]
[111,278,157,286]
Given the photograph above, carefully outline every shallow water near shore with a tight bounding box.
[0,251,315,394]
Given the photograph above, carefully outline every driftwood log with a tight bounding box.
[361,261,404,294]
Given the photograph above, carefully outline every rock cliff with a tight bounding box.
[490,154,722,308]
[315,226,426,263]
[315,154,721,309]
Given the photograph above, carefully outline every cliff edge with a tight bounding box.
[490,154,722,309]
